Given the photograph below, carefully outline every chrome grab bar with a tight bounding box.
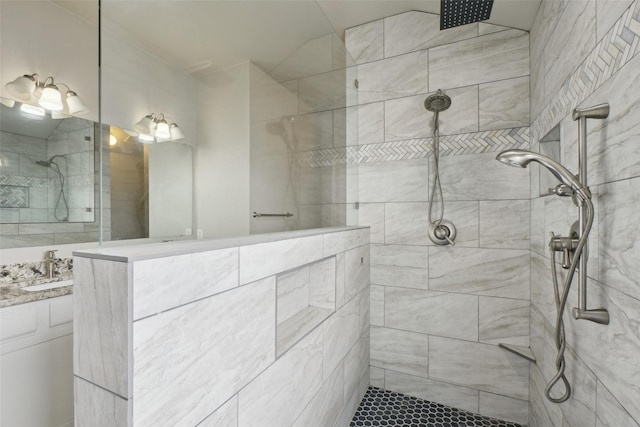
[252,211,293,218]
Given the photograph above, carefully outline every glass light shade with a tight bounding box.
[51,111,72,119]
[5,75,36,101]
[155,120,171,139]
[135,114,154,134]
[20,103,46,117]
[109,135,118,146]
[138,133,155,143]
[169,123,185,140]
[38,85,63,111]
[66,91,89,115]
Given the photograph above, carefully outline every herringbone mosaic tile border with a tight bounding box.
[296,127,529,167]
[0,175,48,188]
[532,0,640,139]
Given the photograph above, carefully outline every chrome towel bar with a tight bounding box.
[252,211,293,218]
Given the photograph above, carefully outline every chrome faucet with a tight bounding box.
[45,249,58,279]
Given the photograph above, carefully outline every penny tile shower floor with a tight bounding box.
[350,387,523,427]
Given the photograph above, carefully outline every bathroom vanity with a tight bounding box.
[73,226,371,427]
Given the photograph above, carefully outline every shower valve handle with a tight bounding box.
[549,235,579,269]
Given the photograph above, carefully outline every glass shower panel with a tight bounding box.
[249,31,359,234]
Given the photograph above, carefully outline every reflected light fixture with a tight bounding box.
[134,113,184,142]
[109,135,118,146]
[20,103,46,117]
[4,73,89,115]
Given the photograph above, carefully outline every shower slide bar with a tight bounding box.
[571,104,610,325]
[252,211,294,218]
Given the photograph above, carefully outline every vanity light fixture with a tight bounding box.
[4,73,89,115]
[134,113,184,142]
[20,103,46,117]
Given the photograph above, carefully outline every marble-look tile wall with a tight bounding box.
[346,11,531,425]
[73,227,370,427]
[529,1,640,426]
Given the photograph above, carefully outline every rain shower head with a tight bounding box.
[424,89,451,112]
[496,149,590,198]
[441,0,494,30]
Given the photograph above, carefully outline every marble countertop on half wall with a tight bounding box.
[73,226,369,262]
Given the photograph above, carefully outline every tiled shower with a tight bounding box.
[342,1,640,426]
[345,11,532,425]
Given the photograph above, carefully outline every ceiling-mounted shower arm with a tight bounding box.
[571,103,610,325]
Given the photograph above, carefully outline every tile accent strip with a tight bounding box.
[0,175,48,188]
[532,1,640,139]
[296,127,529,167]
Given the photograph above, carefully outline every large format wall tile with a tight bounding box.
[344,244,369,301]
[74,257,131,398]
[322,294,361,381]
[385,287,478,341]
[598,177,640,300]
[429,29,529,90]
[370,326,429,377]
[344,335,370,401]
[479,392,529,426]
[479,200,530,250]
[543,0,596,101]
[132,248,238,320]
[429,247,530,300]
[199,396,238,427]
[562,278,640,422]
[358,159,429,202]
[596,380,640,427]
[239,235,323,284]
[596,0,635,42]
[309,256,336,309]
[324,228,369,256]
[345,20,384,64]
[74,377,129,427]
[479,76,530,131]
[479,296,529,346]
[238,327,323,427]
[385,86,479,141]
[429,336,530,400]
[357,50,428,104]
[384,11,477,58]
[370,284,385,326]
[133,277,276,427]
[356,102,385,145]
[384,202,430,245]
[384,370,479,413]
[358,203,384,244]
[292,361,344,427]
[371,244,428,290]
[568,52,640,186]
[437,152,530,201]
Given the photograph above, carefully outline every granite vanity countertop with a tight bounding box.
[0,276,73,309]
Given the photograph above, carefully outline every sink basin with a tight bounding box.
[23,280,73,292]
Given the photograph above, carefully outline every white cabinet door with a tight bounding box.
[0,295,74,427]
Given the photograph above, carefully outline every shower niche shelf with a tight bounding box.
[276,257,336,357]
[498,343,536,363]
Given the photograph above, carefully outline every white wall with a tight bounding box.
[195,63,251,238]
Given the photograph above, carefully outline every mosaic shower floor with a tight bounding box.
[350,387,523,427]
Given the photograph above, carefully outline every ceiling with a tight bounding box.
[54,0,541,77]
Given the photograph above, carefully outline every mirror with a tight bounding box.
[0,103,95,225]
[0,103,193,248]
